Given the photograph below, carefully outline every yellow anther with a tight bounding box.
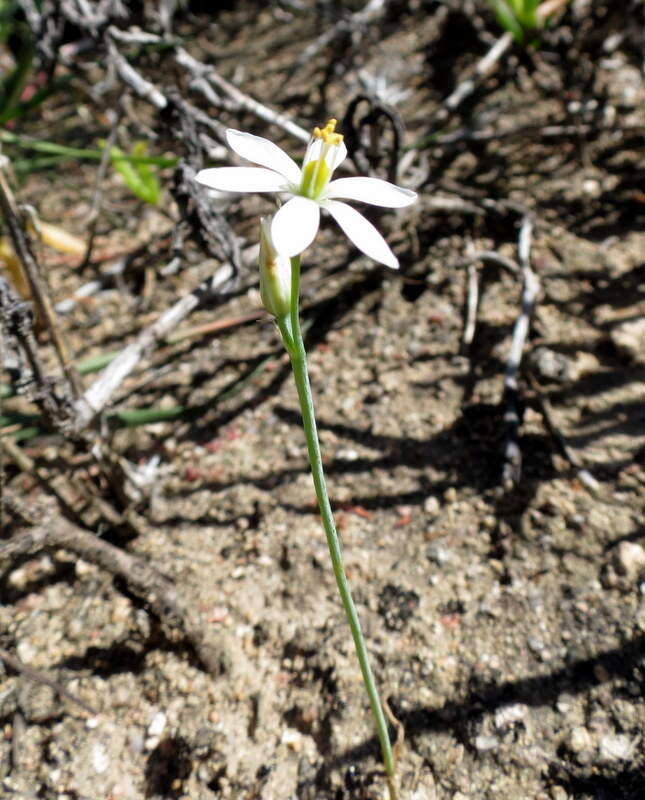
[312,118,344,145]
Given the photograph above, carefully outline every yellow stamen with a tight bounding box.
[301,119,344,198]
[312,118,344,145]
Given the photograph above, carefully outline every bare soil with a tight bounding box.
[1,2,644,799]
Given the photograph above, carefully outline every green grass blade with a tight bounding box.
[0,33,34,119]
[0,130,178,167]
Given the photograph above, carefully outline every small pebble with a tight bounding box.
[75,558,97,578]
[147,711,167,737]
[7,567,27,590]
[494,703,528,731]
[582,179,601,197]
[18,682,58,723]
[423,496,440,516]
[527,637,545,654]
[611,318,645,363]
[92,742,109,774]
[550,787,568,800]
[335,448,359,461]
[599,733,634,762]
[280,727,302,751]
[183,466,201,482]
[192,726,217,758]
[556,694,573,714]
[612,541,645,582]
[426,544,451,567]
[128,732,145,755]
[568,726,593,754]
[637,601,645,632]
[474,734,499,752]
[16,641,37,664]
[210,605,229,623]
[443,487,457,504]
[528,347,572,383]
[0,683,17,718]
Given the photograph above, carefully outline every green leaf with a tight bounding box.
[110,142,162,205]
[487,0,525,42]
[522,0,541,28]
[131,141,162,204]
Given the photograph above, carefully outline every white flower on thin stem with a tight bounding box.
[195,119,417,269]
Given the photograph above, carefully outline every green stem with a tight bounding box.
[277,257,396,797]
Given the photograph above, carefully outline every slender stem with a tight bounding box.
[277,257,396,797]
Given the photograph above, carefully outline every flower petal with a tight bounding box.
[271,197,320,257]
[325,200,399,269]
[303,138,346,174]
[327,139,347,172]
[303,137,322,168]
[327,177,417,207]
[195,167,288,193]
[226,129,302,185]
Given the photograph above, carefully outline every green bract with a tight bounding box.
[258,217,292,318]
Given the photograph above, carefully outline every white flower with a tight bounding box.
[195,119,417,269]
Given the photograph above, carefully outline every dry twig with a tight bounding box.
[0,276,63,427]
[0,165,83,401]
[528,374,600,495]
[462,262,479,351]
[0,647,97,716]
[71,263,235,431]
[294,0,390,72]
[459,249,519,351]
[0,436,127,532]
[502,216,540,487]
[106,36,167,110]
[1,494,229,675]
[175,48,309,143]
[437,31,514,123]
[343,94,403,182]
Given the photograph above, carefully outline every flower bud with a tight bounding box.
[259,216,292,317]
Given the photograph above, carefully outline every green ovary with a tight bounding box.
[300,158,331,199]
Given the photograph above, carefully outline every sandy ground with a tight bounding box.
[1,2,644,799]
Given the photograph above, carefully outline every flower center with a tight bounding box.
[300,118,344,200]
